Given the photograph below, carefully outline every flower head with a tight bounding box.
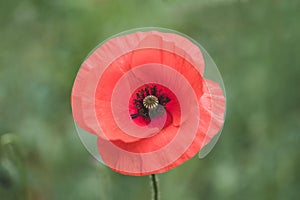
[71,28,226,176]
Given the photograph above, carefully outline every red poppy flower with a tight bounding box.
[71,28,226,176]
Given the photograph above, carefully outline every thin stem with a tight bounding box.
[150,174,159,200]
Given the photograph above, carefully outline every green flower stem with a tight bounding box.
[150,174,159,200]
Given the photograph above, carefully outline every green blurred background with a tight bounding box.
[1,0,300,199]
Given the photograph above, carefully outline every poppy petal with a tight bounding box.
[198,79,226,158]
[71,31,204,139]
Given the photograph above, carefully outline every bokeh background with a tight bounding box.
[1,0,300,199]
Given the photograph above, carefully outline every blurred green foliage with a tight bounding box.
[1,0,300,199]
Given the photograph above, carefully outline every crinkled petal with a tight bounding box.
[71,31,204,140]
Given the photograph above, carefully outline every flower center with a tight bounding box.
[143,95,159,109]
[130,85,170,121]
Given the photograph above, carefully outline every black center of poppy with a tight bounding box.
[130,85,170,120]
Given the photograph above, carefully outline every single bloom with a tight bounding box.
[71,28,226,176]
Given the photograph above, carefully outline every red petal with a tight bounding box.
[71,31,204,139]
